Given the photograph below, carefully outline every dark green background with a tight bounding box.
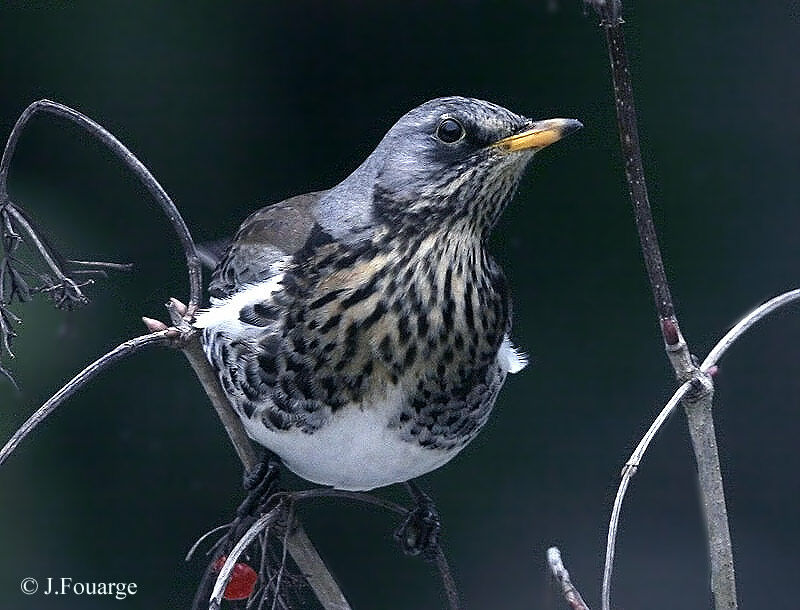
[1,2,798,608]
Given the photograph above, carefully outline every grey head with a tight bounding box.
[315,96,581,241]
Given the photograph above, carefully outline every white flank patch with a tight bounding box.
[498,335,529,374]
[193,273,285,331]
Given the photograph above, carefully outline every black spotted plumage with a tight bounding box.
[196,96,580,490]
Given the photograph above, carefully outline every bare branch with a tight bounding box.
[181,332,260,470]
[582,2,740,608]
[688,288,800,610]
[289,487,407,515]
[585,1,688,356]
[683,386,736,609]
[601,288,800,609]
[270,503,293,610]
[0,100,202,315]
[186,524,234,562]
[547,547,591,610]
[0,330,174,468]
[66,260,134,272]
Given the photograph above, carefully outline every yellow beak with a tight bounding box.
[493,118,582,152]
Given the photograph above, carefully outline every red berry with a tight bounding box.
[212,556,258,601]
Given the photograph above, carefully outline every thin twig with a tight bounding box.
[186,523,234,562]
[602,381,692,609]
[289,487,407,515]
[433,544,461,610]
[601,289,800,609]
[181,332,259,469]
[270,502,293,610]
[547,547,591,610]
[701,289,800,369]
[210,503,285,610]
[586,0,690,360]
[2,204,87,307]
[67,259,134,272]
[0,330,174,467]
[0,100,202,315]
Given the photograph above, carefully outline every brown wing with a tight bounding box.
[209,191,326,299]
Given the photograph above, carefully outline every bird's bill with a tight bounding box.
[493,118,582,152]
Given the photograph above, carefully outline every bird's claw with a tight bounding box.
[394,501,441,558]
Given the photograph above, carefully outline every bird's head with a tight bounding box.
[369,96,581,238]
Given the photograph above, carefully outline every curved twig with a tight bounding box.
[602,381,692,610]
[0,100,202,314]
[210,502,286,610]
[0,329,174,467]
[602,288,800,610]
[181,332,260,469]
[186,523,234,563]
[288,487,407,515]
[701,289,800,370]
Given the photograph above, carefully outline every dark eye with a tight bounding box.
[436,118,464,143]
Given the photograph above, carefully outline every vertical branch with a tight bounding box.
[597,5,693,372]
[683,393,736,610]
[604,19,674,325]
[585,2,738,609]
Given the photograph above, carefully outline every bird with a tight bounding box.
[195,96,580,493]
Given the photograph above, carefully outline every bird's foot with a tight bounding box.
[237,450,282,518]
[394,481,441,558]
[217,451,282,555]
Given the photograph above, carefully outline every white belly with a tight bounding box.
[235,337,528,491]
[241,402,461,492]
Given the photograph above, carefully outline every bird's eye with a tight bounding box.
[436,118,464,143]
